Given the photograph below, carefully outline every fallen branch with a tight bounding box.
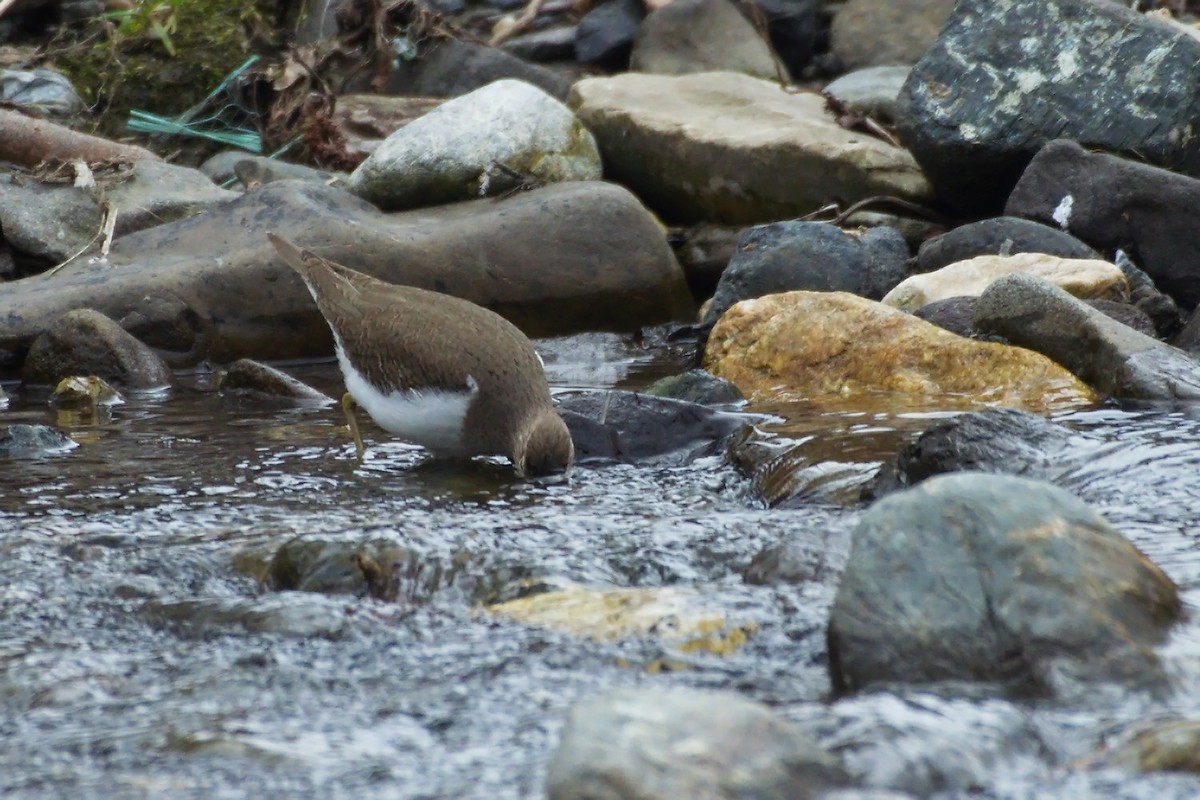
[0,108,159,167]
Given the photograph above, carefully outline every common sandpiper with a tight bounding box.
[268,234,574,477]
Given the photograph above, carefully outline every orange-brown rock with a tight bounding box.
[703,291,1095,410]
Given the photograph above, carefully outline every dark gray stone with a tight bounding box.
[575,0,644,69]
[502,24,578,63]
[916,216,1099,274]
[0,424,75,457]
[703,221,910,325]
[974,273,1200,400]
[642,368,744,405]
[380,39,572,101]
[897,0,1200,214]
[220,359,332,406]
[865,407,1085,500]
[1006,139,1200,311]
[829,473,1181,695]
[557,388,749,464]
[750,0,822,79]
[21,309,172,389]
[546,687,852,800]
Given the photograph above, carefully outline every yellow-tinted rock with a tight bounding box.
[704,291,1096,410]
[882,253,1129,311]
[487,582,754,656]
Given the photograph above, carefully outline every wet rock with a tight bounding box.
[219,359,332,406]
[557,388,749,464]
[1088,298,1157,339]
[703,222,910,325]
[143,595,350,639]
[823,66,911,124]
[1,67,83,117]
[575,0,644,70]
[897,0,1200,214]
[489,580,755,654]
[704,291,1095,410]
[865,407,1084,500]
[828,473,1182,695]
[831,0,955,70]
[882,253,1127,312]
[743,537,833,585]
[630,0,782,81]
[642,368,744,405]
[674,222,742,300]
[568,71,933,225]
[916,217,1100,274]
[50,375,123,409]
[1089,718,1200,773]
[546,686,852,800]
[260,536,521,606]
[349,79,601,211]
[0,180,692,373]
[380,38,572,101]
[0,160,237,266]
[1006,138,1200,311]
[974,273,1200,400]
[0,423,75,456]
[22,309,172,389]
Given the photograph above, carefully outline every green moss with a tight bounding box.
[53,0,276,138]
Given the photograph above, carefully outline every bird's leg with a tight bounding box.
[342,392,365,460]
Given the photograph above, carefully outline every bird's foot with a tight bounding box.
[342,392,365,461]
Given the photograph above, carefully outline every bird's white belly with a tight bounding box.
[337,346,476,455]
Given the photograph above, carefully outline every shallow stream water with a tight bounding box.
[1,331,1199,799]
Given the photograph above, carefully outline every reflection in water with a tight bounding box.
[0,355,1199,799]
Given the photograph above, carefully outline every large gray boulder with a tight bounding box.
[829,473,1182,695]
[546,686,852,800]
[974,273,1200,400]
[569,71,932,225]
[349,79,601,211]
[0,180,692,375]
[897,0,1200,214]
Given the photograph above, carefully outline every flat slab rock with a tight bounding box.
[703,290,1095,411]
[568,70,932,225]
[882,252,1127,312]
[0,180,693,374]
